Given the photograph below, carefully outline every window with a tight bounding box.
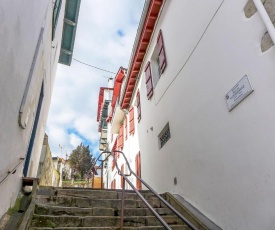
[157,29,167,73]
[136,91,141,122]
[147,29,167,89]
[144,62,154,99]
[52,0,62,40]
[124,116,128,140]
[135,152,141,190]
[129,107,135,135]
[159,123,171,148]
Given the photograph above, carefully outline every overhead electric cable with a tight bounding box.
[72,58,116,74]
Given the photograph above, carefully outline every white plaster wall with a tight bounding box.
[0,0,65,219]
[137,0,275,229]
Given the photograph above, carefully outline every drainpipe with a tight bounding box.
[253,0,275,45]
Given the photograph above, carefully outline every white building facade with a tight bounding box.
[120,0,275,230]
[0,0,80,220]
[97,69,141,190]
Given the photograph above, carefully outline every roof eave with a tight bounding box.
[120,0,163,109]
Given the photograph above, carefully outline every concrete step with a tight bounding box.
[36,195,163,209]
[29,225,189,230]
[35,204,174,217]
[31,215,184,228]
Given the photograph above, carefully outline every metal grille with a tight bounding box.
[159,124,171,148]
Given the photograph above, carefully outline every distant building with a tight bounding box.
[0,0,81,219]
[52,157,66,187]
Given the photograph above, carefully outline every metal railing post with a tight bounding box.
[120,177,125,230]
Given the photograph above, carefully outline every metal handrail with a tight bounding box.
[0,158,25,187]
[93,150,197,230]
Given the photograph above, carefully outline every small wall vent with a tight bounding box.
[158,123,171,148]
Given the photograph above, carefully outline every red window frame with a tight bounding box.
[144,61,153,99]
[136,91,141,122]
[157,29,167,73]
[129,106,135,135]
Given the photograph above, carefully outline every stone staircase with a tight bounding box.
[28,187,191,229]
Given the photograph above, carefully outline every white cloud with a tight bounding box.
[47,0,145,158]
[69,133,82,148]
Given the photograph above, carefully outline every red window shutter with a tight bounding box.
[129,107,135,135]
[135,152,141,190]
[124,116,128,140]
[136,91,141,122]
[157,30,167,73]
[145,61,153,99]
[118,125,124,149]
[121,164,124,188]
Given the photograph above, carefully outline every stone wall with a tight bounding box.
[39,135,60,187]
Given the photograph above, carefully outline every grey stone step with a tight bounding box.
[31,215,184,228]
[36,195,162,209]
[118,207,174,216]
[35,204,174,217]
[29,225,189,230]
[37,187,156,200]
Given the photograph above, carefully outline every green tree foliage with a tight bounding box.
[69,143,95,179]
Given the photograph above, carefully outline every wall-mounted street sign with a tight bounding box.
[226,75,254,111]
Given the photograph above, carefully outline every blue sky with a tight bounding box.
[46,0,145,159]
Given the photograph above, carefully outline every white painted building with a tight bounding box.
[97,68,141,190]
[119,0,275,229]
[0,0,80,220]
